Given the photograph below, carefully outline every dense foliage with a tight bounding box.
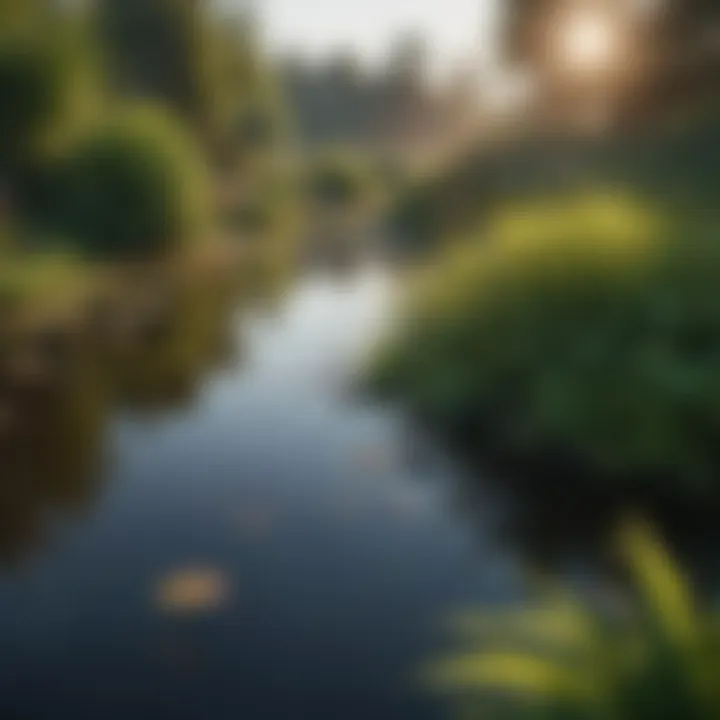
[58,108,210,260]
[0,42,63,175]
[98,0,209,127]
[391,112,720,253]
[374,194,720,493]
[307,153,373,209]
[98,0,284,163]
[0,0,290,258]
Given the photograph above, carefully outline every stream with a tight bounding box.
[0,263,526,719]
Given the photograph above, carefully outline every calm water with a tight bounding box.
[0,265,526,720]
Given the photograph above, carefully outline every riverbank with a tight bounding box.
[0,237,254,400]
[371,192,720,502]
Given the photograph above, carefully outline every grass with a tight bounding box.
[430,521,720,720]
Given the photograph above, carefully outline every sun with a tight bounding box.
[555,7,622,75]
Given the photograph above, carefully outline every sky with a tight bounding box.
[255,0,502,74]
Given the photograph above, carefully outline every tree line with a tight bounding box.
[0,0,284,260]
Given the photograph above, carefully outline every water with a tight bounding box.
[0,264,525,720]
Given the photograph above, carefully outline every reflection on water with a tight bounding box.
[111,283,241,414]
[0,278,244,565]
[0,355,110,564]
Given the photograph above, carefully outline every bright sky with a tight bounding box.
[257,0,501,73]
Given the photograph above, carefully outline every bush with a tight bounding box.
[307,153,371,209]
[389,115,720,253]
[57,106,210,260]
[372,193,720,493]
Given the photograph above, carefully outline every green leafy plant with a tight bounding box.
[430,521,720,719]
[57,105,210,260]
[372,193,720,492]
[307,152,372,209]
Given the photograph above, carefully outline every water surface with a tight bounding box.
[0,265,524,719]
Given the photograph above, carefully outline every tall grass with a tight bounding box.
[430,521,720,719]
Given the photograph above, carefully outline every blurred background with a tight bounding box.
[0,1,718,718]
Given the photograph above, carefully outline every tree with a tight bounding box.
[98,0,280,160]
[0,0,102,207]
[98,0,208,126]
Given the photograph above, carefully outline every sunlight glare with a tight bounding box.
[557,8,620,74]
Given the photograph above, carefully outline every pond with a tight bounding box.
[0,263,528,720]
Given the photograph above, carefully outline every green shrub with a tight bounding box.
[57,106,210,260]
[225,171,302,242]
[389,114,720,252]
[373,193,720,492]
[308,153,371,208]
[431,521,720,719]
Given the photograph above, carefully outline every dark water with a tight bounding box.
[0,265,525,720]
